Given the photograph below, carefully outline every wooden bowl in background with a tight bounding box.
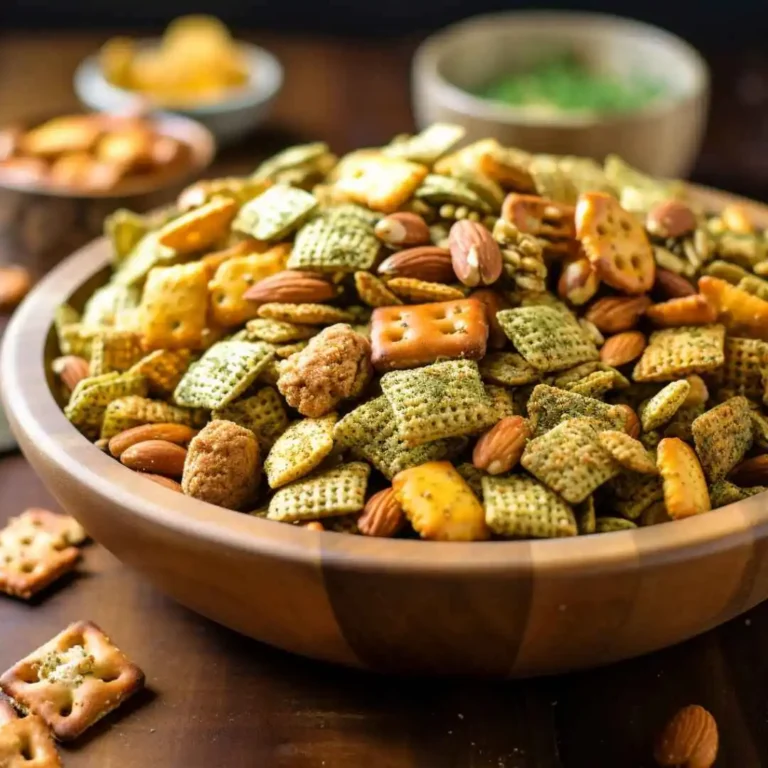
[2,185,768,677]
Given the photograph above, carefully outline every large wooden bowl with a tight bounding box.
[3,185,768,677]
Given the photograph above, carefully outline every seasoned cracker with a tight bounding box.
[496,306,599,372]
[0,621,144,741]
[608,472,664,520]
[750,409,768,450]
[57,323,99,359]
[268,462,370,522]
[594,517,638,533]
[526,384,628,436]
[521,417,619,504]
[662,403,705,442]
[173,340,274,411]
[639,380,691,431]
[380,359,497,446]
[383,277,466,303]
[479,352,540,386]
[211,386,289,450]
[89,330,144,376]
[100,395,201,440]
[5,509,87,548]
[553,361,629,391]
[598,431,658,474]
[691,395,753,482]
[257,302,356,325]
[485,385,517,418]
[0,715,62,766]
[632,325,726,382]
[414,173,493,213]
[354,270,402,308]
[232,184,317,241]
[156,196,237,254]
[565,370,617,398]
[482,474,577,538]
[576,496,597,535]
[264,414,337,488]
[709,480,768,508]
[657,437,711,519]
[0,693,18,725]
[244,318,316,344]
[711,336,768,400]
[127,349,192,397]
[383,123,465,165]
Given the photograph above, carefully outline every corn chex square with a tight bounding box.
[482,475,577,538]
[607,473,664,520]
[710,336,768,400]
[521,417,619,504]
[212,386,289,449]
[380,360,497,446]
[127,349,193,397]
[496,306,599,372]
[232,183,318,241]
[639,380,691,432]
[89,330,144,376]
[264,414,337,488]
[100,395,202,440]
[633,325,726,382]
[65,372,147,438]
[526,384,628,436]
[414,173,492,213]
[267,462,370,522]
[244,318,317,344]
[174,341,275,411]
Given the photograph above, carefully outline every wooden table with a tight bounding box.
[2,31,768,767]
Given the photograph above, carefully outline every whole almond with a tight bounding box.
[654,705,718,768]
[243,270,336,304]
[558,257,600,306]
[473,416,531,475]
[728,454,768,487]
[646,200,697,239]
[358,488,405,537]
[449,220,503,287]
[302,521,325,532]
[613,403,641,439]
[142,473,183,492]
[374,212,430,247]
[120,440,188,477]
[655,268,697,299]
[600,331,647,367]
[0,265,32,311]
[585,295,653,333]
[470,288,510,349]
[378,246,454,283]
[51,355,90,392]
[109,423,197,458]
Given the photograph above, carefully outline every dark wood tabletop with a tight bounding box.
[2,30,768,768]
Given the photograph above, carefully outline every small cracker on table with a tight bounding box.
[482,474,577,538]
[100,395,202,440]
[0,620,144,741]
[354,271,402,308]
[245,318,316,344]
[598,431,658,475]
[127,349,193,397]
[521,417,620,504]
[212,386,289,450]
[0,715,62,767]
[268,462,370,522]
[88,330,144,376]
[5,509,87,548]
[231,183,318,241]
[691,395,754,482]
[496,306,599,372]
[632,325,726,382]
[385,277,466,303]
[257,302,356,325]
[479,352,540,386]
[639,380,691,432]
[380,359,497,446]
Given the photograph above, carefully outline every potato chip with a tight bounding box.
[264,414,337,488]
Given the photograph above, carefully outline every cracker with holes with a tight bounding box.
[0,714,62,767]
[354,271,402,308]
[268,462,370,522]
[139,261,210,350]
[232,184,318,241]
[479,352,539,386]
[257,302,356,325]
[639,380,691,431]
[245,318,316,344]
[264,414,337,488]
[370,299,488,372]
[526,384,629,436]
[575,191,655,294]
[0,621,144,741]
[632,325,726,382]
[598,431,658,474]
[174,340,274,411]
[89,330,144,376]
[6,509,87,548]
[482,475,577,538]
[381,359,496,445]
[501,193,576,255]
[496,306,598,372]
[156,196,237,254]
[485,385,517,418]
[521,417,619,504]
[691,395,753,482]
[100,395,201,440]
[711,336,768,400]
[127,350,193,397]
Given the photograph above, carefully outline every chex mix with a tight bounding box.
[49,126,768,540]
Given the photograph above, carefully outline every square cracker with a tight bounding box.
[156,196,237,254]
[100,396,202,440]
[526,384,628,437]
[632,325,726,382]
[127,350,193,397]
[89,330,144,376]
[0,621,144,741]
[380,359,497,446]
[264,414,337,488]
[0,715,62,767]
[212,386,289,450]
[232,183,318,241]
[5,509,87,548]
[711,336,768,400]
[496,306,598,372]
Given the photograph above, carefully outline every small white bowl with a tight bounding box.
[75,41,283,146]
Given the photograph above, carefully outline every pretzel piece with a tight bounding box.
[501,193,576,255]
[370,298,488,371]
[0,715,62,767]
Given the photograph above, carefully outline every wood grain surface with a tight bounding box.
[2,29,768,767]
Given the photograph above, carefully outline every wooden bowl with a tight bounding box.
[3,186,768,677]
[412,11,709,178]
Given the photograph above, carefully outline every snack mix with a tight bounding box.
[51,124,768,541]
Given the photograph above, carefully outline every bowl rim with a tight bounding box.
[3,183,768,577]
[74,40,284,117]
[414,10,710,129]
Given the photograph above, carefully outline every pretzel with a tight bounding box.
[370,298,488,371]
[576,191,655,294]
[0,621,145,741]
[501,193,576,255]
[0,694,18,725]
[0,715,62,767]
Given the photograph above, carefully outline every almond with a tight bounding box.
[243,270,336,304]
[142,473,183,492]
[378,246,454,283]
[585,295,653,333]
[654,705,718,768]
[358,488,406,537]
[646,200,697,239]
[558,257,600,306]
[728,454,768,487]
[302,521,325,532]
[374,212,430,247]
[120,439,188,477]
[0,265,32,311]
[600,331,647,367]
[655,268,697,299]
[613,403,641,439]
[473,416,531,475]
[470,288,510,349]
[449,220,503,287]
[646,294,717,327]
[51,355,90,393]
[109,423,197,458]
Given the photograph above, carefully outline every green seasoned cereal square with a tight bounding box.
[264,414,337,488]
[526,384,628,436]
[89,330,145,376]
[521,418,619,504]
[380,359,497,446]
[383,123,466,165]
[633,325,726,382]
[565,370,617,399]
[267,462,370,522]
[594,517,637,533]
[252,142,330,182]
[479,352,540,386]
[485,385,517,418]
[575,496,596,535]
[482,475,577,538]
[496,306,599,372]
[456,462,486,500]
[414,173,492,213]
[607,473,664,520]
[212,386,289,450]
[553,362,629,391]
[174,341,275,411]
[639,380,691,432]
[709,480,768,509]
[232,184,318,241]
[710,337,768,400]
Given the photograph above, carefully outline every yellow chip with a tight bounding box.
[157,197,238,254]
[264,414,337,488]
[127,349,193,396]
[385,277,466,303]
[257,302,356,325]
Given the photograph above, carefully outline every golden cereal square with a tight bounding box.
[232,183,318,241]
[156,196,237,254]
[212,386,289,450]
[526,384,628,436]
[287,215,380,273]
[264,414,337,488]
[127,350,193,397]
[89,330,144,376]
[632,325,726,382]
[100,396,202,440]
